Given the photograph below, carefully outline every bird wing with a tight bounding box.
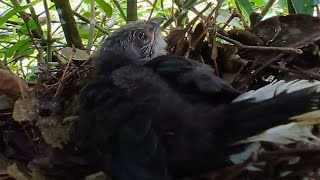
[145,55,241,104]
[76,66,173,180]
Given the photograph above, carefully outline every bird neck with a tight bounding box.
[94,48,133,76]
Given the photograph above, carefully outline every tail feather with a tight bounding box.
[233,80,320,103]
[222,84,320,144]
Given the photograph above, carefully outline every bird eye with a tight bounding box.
[138,32,148,40]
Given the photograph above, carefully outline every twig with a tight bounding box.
[233,9,250,30]
[269,65,320,80]
[148,0,158,20]
[185,3,212,32]
[258,0,277,22]
[258,147,320,160]
[73,10,109,35]
[216,33,302,54]
[112,0,127,22]
[26,0,44,37]
[43,0,52,64]
[38,68,61,81]
[127,0,138,22]
[162,0,199,29]
[221,9,239,30]
[54,46,76,98]
[86,0,96,53]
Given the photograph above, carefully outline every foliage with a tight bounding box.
[0,0,318,82]
[1,1,320,179]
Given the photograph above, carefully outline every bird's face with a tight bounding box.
[101,18,167,64]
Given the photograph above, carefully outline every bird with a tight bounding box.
[75,18,320,180]
[94,18,241,106]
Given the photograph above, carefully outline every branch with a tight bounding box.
[257,0,277,22]
[52,0,84,49]
[112,0,127,22]
[43,0,52,64]
[72,11,109,35]
[148,0,158,20]
[25,0,44,38]
[216,33,302,54]
[86,0,96,53]
[127,0,138,22]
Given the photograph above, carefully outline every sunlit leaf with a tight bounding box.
[278,0,288,9]
[6,39,30,58]
[0,0,42,26]
[79,28,105,39]
[13,96,38,122]
[234,0,253,25]
[17,20,37,36]
[249,0,264,7]
[96,0,112,18]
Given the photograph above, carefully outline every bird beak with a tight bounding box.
[148,18,165,32]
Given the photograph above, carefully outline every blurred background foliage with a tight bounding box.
[0,0,318,82]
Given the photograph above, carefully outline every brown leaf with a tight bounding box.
[12,95,38,122]
[189,22,206,52]
[0,155,10,177]
[0,94,14,110]
[31,169,49,180]
[85,171,109,180]
[166,28,188,55]
[60,47,90,61]
[6,163,30,180]
[0,69,30,100]
[38,116,71,149]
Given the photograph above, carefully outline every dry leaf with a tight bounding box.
[7,163,30,180]
[189,22,206,51]
[85,171,108,180]
[0,155,10,177]
[12,95,38,122]
[0,94,14,110]
[0,69,30,100]
[60,47,90,61]
[38,116,71,149]
[31,169,48,180]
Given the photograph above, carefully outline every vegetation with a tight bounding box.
[0,0,317,81]
[0,0,320,179]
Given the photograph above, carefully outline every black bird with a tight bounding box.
[76,19,320,180]
[94,18,240,106]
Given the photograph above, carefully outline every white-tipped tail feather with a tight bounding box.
[230,80,320,166]
[233,80,320,103]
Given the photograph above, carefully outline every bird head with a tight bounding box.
[99,18,167,64]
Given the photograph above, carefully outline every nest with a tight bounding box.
[1,12,320,180]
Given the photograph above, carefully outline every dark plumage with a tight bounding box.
[76,19,320,180]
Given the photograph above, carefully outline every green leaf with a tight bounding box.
[96,0,112,18]
[17,41,33,56]
[0,0,42,26]
[17,20,37,36]
[6,39,30,58]
[249,0,264,7]
[290,0,314,15]
[78,28,104,39]
[234,0,253,25]
[278,0,288,9]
